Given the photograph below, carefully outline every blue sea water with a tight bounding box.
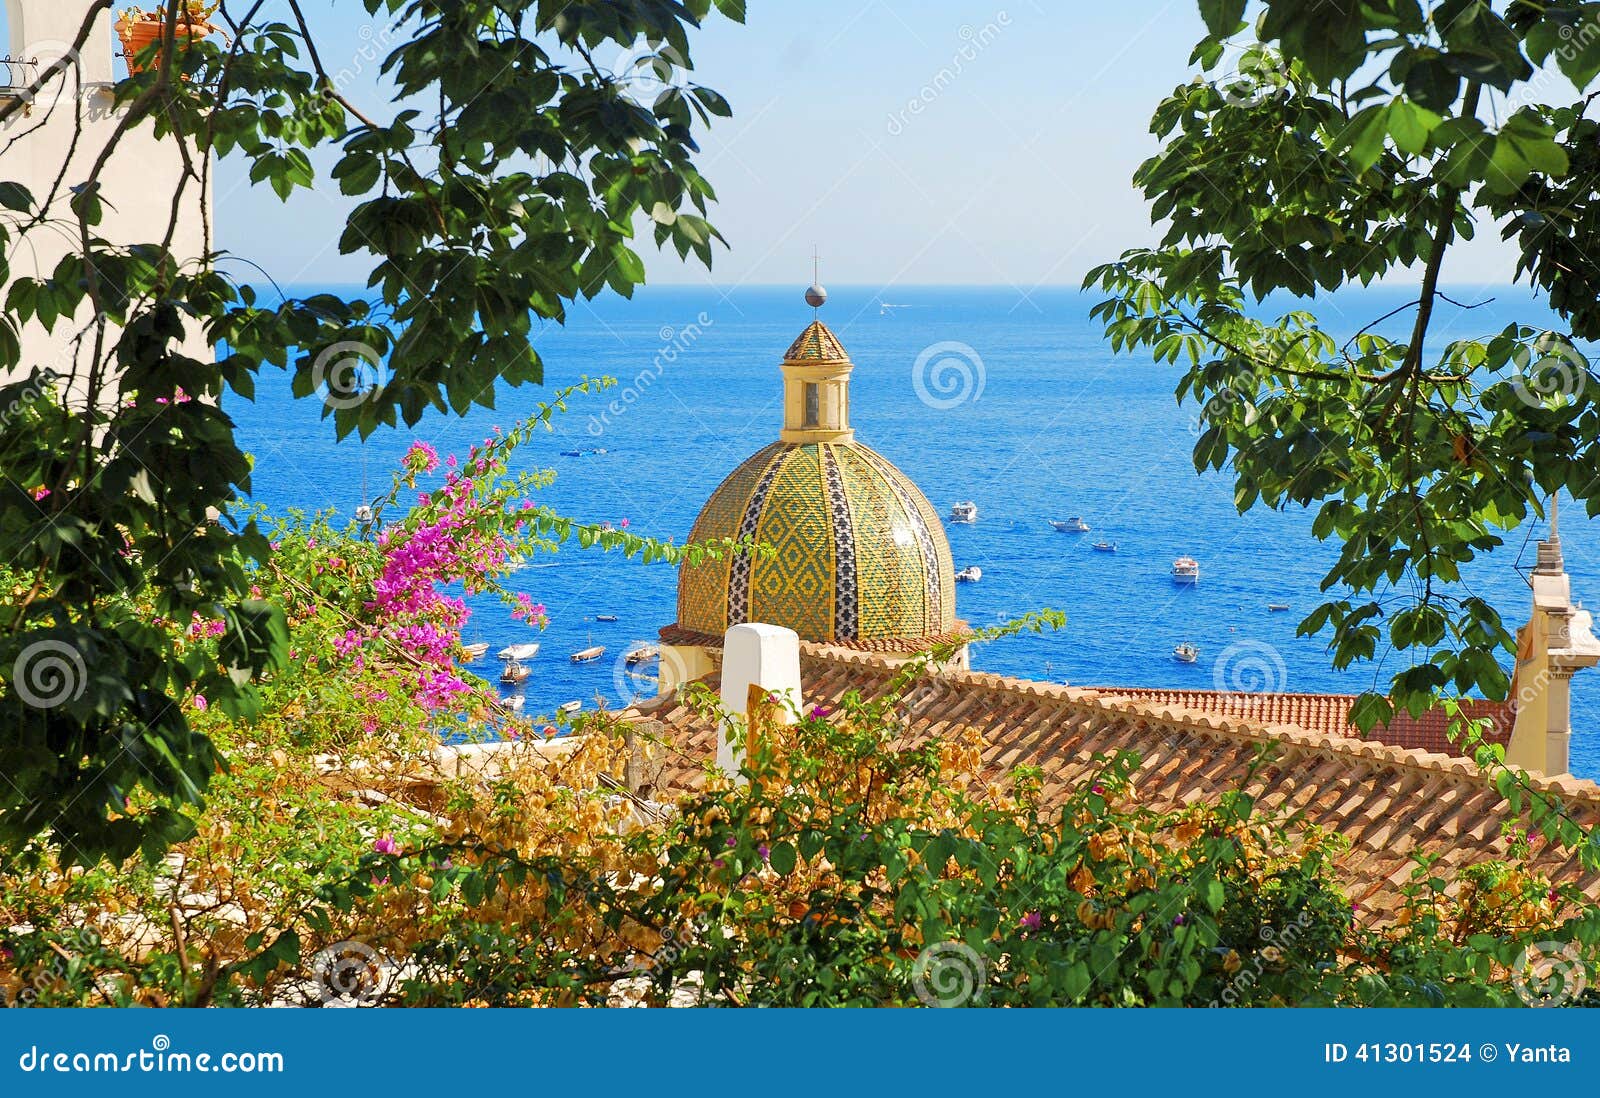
[227,284,1600,779]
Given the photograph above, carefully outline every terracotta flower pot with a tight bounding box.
[116,16,213,75]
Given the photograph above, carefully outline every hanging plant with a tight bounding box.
[114,3,220,75]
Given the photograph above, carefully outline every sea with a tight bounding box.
[227,283,1600,779]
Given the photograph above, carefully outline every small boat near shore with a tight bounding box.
[495,694,525,713]
[595,614,619,623]
[570,645,606,663]
[1091,541,1117,553]
[955,566,983,583]
[1172,556,1200,584]
[500,660,531,684]
[949,501,978,524]
[625,645,659,666]
[1051,517,1090,533]
[497,642,540,661]
[460,641,489,661]
[558,700,582,715]
[1173,643,1199,664]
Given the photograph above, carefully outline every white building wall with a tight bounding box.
[1,0,211,396]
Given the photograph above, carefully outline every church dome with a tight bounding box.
[671,299,957,651]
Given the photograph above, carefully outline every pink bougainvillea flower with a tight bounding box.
[30,486,49,501]
[1019,911,1042,931]
[192,694,208,712]
[373,834,399,855]
[619,518,629,528]
[1091,782,1105,796]
[757,844,771,863]
[404,440,439,474]
[807,704,831,719]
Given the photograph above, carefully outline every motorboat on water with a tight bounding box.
[500,659,531,684]
[460,641,489,661]
[559,449,582,457]
[558,700,582,715]
[1091,541,1117,553]
[955,566,983,583]
[1267,603,1290,612]
[1173,643,1199,664]
[595,614,619,623]
[948,501,978,524]
[1172,556,1200,584]
[495,694,525,713]
[1051,517,1090,533]
[497,642,540,661]
[570,645,606,663]
[625,645,659,666]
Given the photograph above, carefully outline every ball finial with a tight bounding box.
[805,283,827,309]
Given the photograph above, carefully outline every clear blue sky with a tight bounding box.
[214,1,1514,290]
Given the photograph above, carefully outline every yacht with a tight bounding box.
[1173,643,1199,664]
[459,641,489,661]
[1172,556,1200,584]
[570,645,606,663]
[500,660,531,684]
[955,566,983,583]
[948,501,978,524]
[1091,541,1117,553]
[497,642,540,661]
[1051,517,1090,533]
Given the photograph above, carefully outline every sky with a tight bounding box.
[213,0,1518,291]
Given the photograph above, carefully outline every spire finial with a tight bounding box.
[805,245,827,311]
[1535,493,1566,576]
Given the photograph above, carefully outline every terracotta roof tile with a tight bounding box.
[621,645,1600,924]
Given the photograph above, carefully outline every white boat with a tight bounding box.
[1051,517,1090,533]
[595,614,619,623]
[955,566,982,583]
[1173,643,1199,664]
[558,700,582,715]
[625,645,659,666]
[1091,541,1117,553]
[1267,602,1290,612]
[460,641,489,661]
[948,501,978,524]
[1172,556,1200,584]
[497,642,540,661]
[570,645,606,663]
[495,694,525,713]
[500,660,531,684]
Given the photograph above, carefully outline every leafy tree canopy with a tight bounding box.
[1090,0,1600,731]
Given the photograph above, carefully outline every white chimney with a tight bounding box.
[717,623,802,780]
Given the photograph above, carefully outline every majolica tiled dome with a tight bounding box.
[677,440,956,647]
[673,310,957,651]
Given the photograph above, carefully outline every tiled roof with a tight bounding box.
[782,320,850,363]
[622,645,1600,923]
[1083,688,1514,756]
